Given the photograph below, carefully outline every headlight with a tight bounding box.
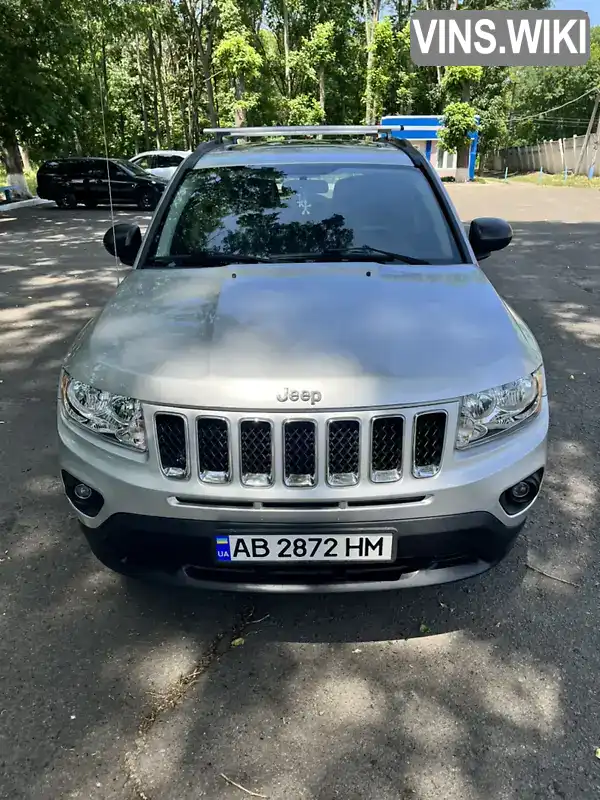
[456,367,544,450]
[60,371,147,451]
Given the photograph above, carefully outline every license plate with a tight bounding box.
[215,533,394,563]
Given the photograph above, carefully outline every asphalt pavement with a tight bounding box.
[0,185,599,800]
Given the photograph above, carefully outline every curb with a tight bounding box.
[0,197,53,212]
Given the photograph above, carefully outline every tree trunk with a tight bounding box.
[189,43,197,145]
[148,30,162,148]
[283,0,291,97]
[19,145,31,172]
[156,30,173,148]
[182,0,218,127]
[364,0,372,124]
[234,76,246,127]
[1,132,33,198]
[101,37,109,103]
[73,129,83,155]
[319,65,326,117]
[137,39,151,150]
[455,81,472,183]
[168,38,188,148]
[364,0,380,124]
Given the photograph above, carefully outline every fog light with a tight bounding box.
[61,471,105,517]
[510,481,530,500]
[500,469,544,516]
[74,483,93,501]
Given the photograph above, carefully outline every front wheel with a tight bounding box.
[84,199,98,209]
[137,189,157,211]
[55,191,77,209]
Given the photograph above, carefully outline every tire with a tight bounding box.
[137,189,157,211]
[84,199,98,209]
[55,191,77,210]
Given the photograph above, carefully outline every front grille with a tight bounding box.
[240,420,273,486]
[371,416,404,482]
[197,418,230,483]
[155,407,449,485]
[327,420,360,486]
[413,411,447,478]
[283,420,316,486]
[155,414,187,478]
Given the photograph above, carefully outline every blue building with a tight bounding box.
[380,115,480,181]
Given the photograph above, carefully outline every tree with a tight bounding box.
[440,66,481,181]
[0,0,591,195]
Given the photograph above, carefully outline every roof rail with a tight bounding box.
[202,125,404,141]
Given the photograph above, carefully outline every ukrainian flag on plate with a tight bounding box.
[215,536,231,561]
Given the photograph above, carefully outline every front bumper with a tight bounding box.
[80,511,524,593]
[58,398,548,592]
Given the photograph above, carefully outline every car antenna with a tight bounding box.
[96,60,120,287]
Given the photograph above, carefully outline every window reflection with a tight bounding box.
[150,163,462,264]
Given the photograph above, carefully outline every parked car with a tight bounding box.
[57,125,548,593]
[129,150,192,180]
[37,157,168,210]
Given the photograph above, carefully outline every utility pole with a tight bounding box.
[575,91,600,175]
[590,105,600,177]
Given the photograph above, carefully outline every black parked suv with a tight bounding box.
[37,157,168,210]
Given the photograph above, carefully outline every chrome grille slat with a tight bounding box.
[155,413,188,479]
[240,420,274,486]
[327,419,360,486]
[413,411,447,478]
[154,406,450,487]
[283,420,317,487]
[197,417,230,484]
[371,416,404,483]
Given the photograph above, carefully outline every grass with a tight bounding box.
[484,171,600,189]
[0,166,38,199]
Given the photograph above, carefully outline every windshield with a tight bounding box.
[116,159,151,178]
[144,162,464,266]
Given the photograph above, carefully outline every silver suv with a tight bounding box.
[57,125,548,592]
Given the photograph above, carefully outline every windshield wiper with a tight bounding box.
[266,246,431,265]
[146,245,431,268]
[146,251,271,267]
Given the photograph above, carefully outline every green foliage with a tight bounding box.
[285,94,325,125]
[0,0,590,179]
[442,66,483,98]
[439,102,478,153]
[215,34,263,77]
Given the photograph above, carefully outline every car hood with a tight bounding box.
[65,263,543,410]
[147,174,169,186]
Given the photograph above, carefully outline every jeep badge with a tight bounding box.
[276,388,322,405]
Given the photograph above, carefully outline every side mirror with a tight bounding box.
[468,217,512,260]
[103,222,142,266]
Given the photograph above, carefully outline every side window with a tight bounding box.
[87,164,107,179]
[155,155,182,169]
[62,161,83,178]
[133,156,153,170]
[109,162,129,180]
[76,162,96,178]
[40,161,62,177]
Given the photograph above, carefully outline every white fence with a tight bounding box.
[489,134,600,176]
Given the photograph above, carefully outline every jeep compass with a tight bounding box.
[57,125,548,592]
